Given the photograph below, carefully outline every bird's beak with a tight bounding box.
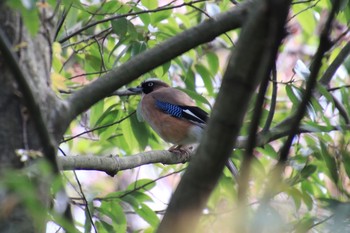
[128,86,143,94]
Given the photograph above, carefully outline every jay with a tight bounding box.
[129,79,238,178]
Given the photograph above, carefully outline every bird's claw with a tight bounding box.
[168,146,192,162]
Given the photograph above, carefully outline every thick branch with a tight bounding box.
[58,150,187,176]
[57,123,347,173]
[61,2,251,130]
[319,41,350,86]
[157,1,291,232]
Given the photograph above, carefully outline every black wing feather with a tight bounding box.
[181,106,208,124]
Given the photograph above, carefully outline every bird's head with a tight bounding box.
[128,79,170,94]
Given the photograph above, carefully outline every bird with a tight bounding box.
[128,78,239,178]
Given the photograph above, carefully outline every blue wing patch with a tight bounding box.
[155,100,208,125]
[155,100,183,118]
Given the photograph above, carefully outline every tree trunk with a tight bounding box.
[0,5,59,233]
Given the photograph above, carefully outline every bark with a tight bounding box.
[0,5,61,233]
[157,0,291,232]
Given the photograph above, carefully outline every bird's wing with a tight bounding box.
[151,88,209,125]
[155,100,208,126]
[155,100,208,124]
[181,105,208,124]
[151,88,195,106]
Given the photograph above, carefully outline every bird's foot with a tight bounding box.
[168,145,192,162]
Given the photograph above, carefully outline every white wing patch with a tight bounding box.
[183,109,202,122]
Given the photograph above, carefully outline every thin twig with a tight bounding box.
[278,0,340,163]
[58,0,209,43]
[328,84,350,92]
[99,168,185,201]
[69,70,110,80]
[289,0,320,21]
[72,170,97,233]
[61,111,135,143]
[263,64,277,132]
[59,148,97,233]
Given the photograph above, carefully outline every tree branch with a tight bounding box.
[319,41,350,86]
[278,0,339,164]
[60,2,251,132]
[264,38,350,147]
[58,150,189,176]
[157,0,291,232]
[57,121,348,174]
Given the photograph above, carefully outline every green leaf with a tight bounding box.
[111,18,128,39]
[256,144,278,159]
[134,203,160,227]
[302,192,313,210]
[61,0,84,10]
[121,195,140,209]
[130,191,153,203]
[195,64,214,95]
[141,0,158,9]
[174,13,191,28]
[162,62,171,76]
[150,10,172,24]
[300,165,317,179]
[139,12,151,26]
[97,201,127,232]
[316,83,334,106]
[292,4,316,36]
[131,41,147,56]
[120,113,139,153]
[23,10,40,35]
[342,153,350,179]
[293,216,315,233]
[7,0,41,36]
[182,69,196,91]
[301,121,333,133]
[130,112,149,149]
[93,104,119,127]
[97,111,120,141]
[285,85,301,107]
[96,221,113,233]
[109,37,131,63]
[98,1,123,14]
[90,100,104,127]
[287,187,302,210]
[320,141,338,183]
[177,88,211,110]
[126,179,156,191]
[206,52,219,75]
[85,53,102,72]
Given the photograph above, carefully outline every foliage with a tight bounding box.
[4,0,350,232]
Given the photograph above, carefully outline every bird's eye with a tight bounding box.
[148,82,154,87]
